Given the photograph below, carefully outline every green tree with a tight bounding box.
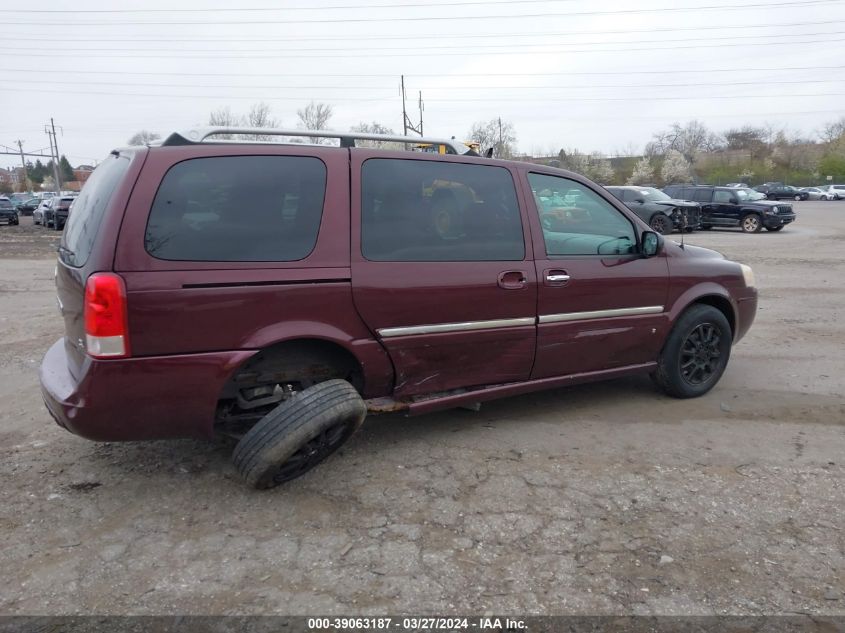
[26,160,43,185]
[819,154,845,181]
[59,155,74,182]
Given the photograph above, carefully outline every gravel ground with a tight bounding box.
[0,205,843,616]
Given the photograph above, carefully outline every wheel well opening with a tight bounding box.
[693,296,735,338]
[215,339,365,435]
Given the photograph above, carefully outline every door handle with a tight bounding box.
[547,273,570,282]
[497,270,527,289]
[544,269,571,285]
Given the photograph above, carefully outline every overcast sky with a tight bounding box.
[1,0,844,169]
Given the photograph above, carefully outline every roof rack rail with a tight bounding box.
[161,127,470,155]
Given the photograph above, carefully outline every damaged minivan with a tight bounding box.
[40,128,757,488]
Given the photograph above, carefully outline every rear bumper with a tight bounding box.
[40,338,254,441]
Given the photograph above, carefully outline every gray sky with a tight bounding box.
[1,0,844,169]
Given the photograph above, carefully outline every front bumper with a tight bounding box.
[763,212,796,228]
[735,290,758,343]
[40,338,253,441]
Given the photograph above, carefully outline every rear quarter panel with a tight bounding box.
[113,145,394,398]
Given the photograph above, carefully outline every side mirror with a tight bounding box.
[634,198,646,204]
[641,231,661,257]
[730,197,738,204]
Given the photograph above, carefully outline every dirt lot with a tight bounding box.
[1,205,843,616]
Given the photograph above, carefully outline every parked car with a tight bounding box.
[15,197,39,215]
[43,196,75,230]
[605,186,700,234]
[754,184,809,201]
[663,184,796,232]
[0,197,19,225]
[33,199,52,225]
[822,184,845,200]
[40,127,759,489]
[799,187,834,201]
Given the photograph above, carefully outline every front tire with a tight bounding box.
[649,213,673,235]
[653,304,732,398]
[741,213,762,233]
[232,379,366,489]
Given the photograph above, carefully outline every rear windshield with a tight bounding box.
[60,154,130,267]
[145,155,326,262]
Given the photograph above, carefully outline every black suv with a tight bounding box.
[754,183,809,201]
[663,185,796,233]
[0,197,19,225]
[605,186,700,234]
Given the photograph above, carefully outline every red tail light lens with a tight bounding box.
[84,273,130,358]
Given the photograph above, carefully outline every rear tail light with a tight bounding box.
[84,273,130,359]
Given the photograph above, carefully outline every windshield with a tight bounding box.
[639,187,671,201]
[736,188,766,201]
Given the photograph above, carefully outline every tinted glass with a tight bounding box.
[692,189,712,203]
[61,154,130,267]
[529,173,636,257]
[146,156,326,262]
[361,159,524,261]
[663,186,682,198]
[713,190,734,203]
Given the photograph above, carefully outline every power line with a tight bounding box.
[14,78,844,92]
[9,36,843,58]
[16,87,845,101]
[4,0,578,12]
[0,19,836,42]
[6,65,844,78]
[10,29,844,54]
[1,0,835,26]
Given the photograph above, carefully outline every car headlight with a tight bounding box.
[767,206,778,214]
[740,264,756,289]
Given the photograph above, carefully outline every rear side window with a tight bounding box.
[145,156,326,262]
[61,154,130,267]
[361,159,524,262]
[692,189,712,203]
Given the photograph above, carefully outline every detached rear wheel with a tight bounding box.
[653,304,732,398]
[232,379,366,489]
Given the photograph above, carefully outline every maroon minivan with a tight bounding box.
[40,128,757,488]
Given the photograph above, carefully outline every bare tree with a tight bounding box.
[295,102,334,144]
[350,121,400,148]
[297,101,333,128]
[208,107,242,139]
[241,102,280,140]
[647,120,721,167]
[127,130,161,146]
[468,118,517,158]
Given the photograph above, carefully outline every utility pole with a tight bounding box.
[498,117,503,157]
[418,91,424,136]
[44,118,62,194]
[401,75,408,136]
[400,75,424,137]
[16,140,30,191]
